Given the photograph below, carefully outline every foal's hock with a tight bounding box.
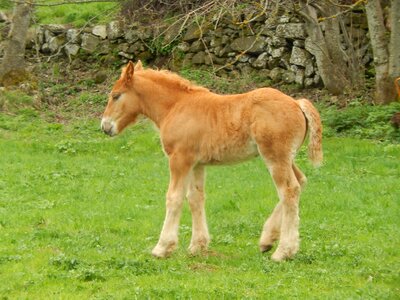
[101,61,323,261]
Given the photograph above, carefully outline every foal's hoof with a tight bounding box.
[151,243,176,258]
[188,243,208,256]
[271,251,288,262]
[259,244,273,253]
[271,247,297,262]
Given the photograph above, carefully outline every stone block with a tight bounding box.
[276,23,306,39]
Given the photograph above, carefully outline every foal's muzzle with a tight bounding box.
[101,118,117,136]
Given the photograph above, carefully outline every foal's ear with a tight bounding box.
[120,61,135,84]
[134,60,143,71]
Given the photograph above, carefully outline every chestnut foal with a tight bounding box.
[101,61,323,261]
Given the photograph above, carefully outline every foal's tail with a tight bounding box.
[297,98,323,167]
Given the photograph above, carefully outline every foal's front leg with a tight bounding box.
[187,165,210,255]
[152,154,192,258]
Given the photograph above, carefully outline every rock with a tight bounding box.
[189,40,205,52]
[183,53,194,67]
[238,54,250,63]
[279,15,291,23]
[276,23,306,39]
[231,36,266,54]
[237,64,255,75]
[290,46,312,67]
[163,23,181,45]
[106,21,123,40]
[305,62,314,77]
[41,43,51,54]
[127,42,144,54]
[192,51,206,64]
[66,29,80,43]
[295,68,305,86]
[305,37,318,55]
[48,36,65,53]
[183,24,205,42]
[269,36,287,47]
[118,43,130,52]
[304,77,314,87]
[271,47,287,58]
[210,37,222,47]
[260,27,275,37]
[96,41,112,55]
[125,29,140,43]
[218,44,232,57]
[282,70,295,83]
[280,53,291,69]
[252,52,268,69]
[267,57,281,69]
[118,51,133,59]
[205,53,226,65]
[177,42,190,52]
[92,25,107,39]
[293,39,305,48]
[270,67,284,82]
[221,35,230,45]
[44,29,54,43]
[314,73,322,85]
[81,33,100,53]
[64,44,80,56]
[26,27,39,49]
[44,24,66,34]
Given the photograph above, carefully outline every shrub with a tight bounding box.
[321,101,400,142]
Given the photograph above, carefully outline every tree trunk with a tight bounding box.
[388,0,400,100]
[302,4,346,95]
[0,1,33,84]
[365,0,393,104]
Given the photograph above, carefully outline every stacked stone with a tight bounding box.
[16,11,372,88]
[177,15,320,87]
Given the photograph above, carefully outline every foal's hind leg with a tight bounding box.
[293,163,307,189]
[152,153,193,258]
[259,202,283,253]
[187,165,210,255]
[259,163,306,253]
[269,161,301,261]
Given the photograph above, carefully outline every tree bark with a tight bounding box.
[302,4,346,95]
[0,1,33,84]
[388,0,400,100]
[365,0,393,104]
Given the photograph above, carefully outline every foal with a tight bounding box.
[101,61,323,261]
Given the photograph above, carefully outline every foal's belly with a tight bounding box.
[201,138,259,165]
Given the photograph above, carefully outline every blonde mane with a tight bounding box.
[140,69,209,93]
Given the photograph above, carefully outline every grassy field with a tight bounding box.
[0,0,118,27]
[0,110,399,299]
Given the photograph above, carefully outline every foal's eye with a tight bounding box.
[112,93,121,101]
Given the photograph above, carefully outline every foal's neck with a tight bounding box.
[134,73,187,127]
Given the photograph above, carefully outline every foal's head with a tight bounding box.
[101,61,143,136]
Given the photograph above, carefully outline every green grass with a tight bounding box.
[35,2,118,27]
[0,111,399,298]
[0,1,118,27]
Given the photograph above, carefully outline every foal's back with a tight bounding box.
[160,87,306,165]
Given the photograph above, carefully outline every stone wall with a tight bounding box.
[1,11,371,88]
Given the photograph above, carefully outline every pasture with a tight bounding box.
[0,112,399,298]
